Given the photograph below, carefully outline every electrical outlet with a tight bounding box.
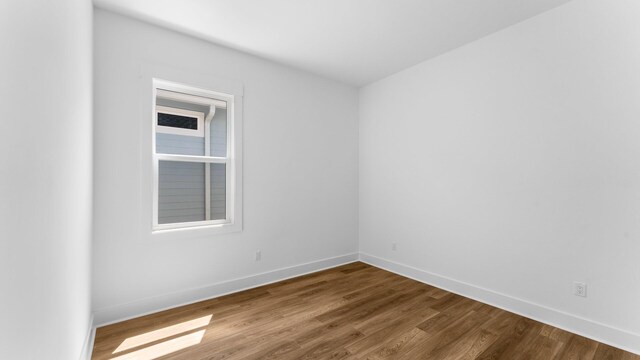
[573,282,587,297]
[392,242,397,251]
[255,250,261,261]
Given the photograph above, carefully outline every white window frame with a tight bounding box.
[155,105,205,137]
[151,79,239,233]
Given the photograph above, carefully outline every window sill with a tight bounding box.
[151,221,241,237]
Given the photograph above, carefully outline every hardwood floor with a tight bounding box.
[92,262,639,360]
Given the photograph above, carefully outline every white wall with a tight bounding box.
[0,1,93,359]
[360,0,640,352]
[93,10,359,324]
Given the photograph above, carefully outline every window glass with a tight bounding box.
[210,107,227,157]
[210,163,226,220]
[158,160,206,224]
[158,112,198,130]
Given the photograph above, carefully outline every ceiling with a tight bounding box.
[93,0,573,86]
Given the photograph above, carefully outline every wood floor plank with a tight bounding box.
[520,334,564,360]
[92,262,639,360]
[450,328,500,360]
[417,311,493,359]
[556,334,601,360]
[474,317,540,360]
[593,343,634,360]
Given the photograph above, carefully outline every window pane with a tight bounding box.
[158,161,205,224]
[210,107,227,157]
[156,133,205,156]
[158,112,198,130]
[210,163,226,220]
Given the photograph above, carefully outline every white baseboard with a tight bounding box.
[93,253,359,327]
[78,315,95,360]
[359,252,640,356]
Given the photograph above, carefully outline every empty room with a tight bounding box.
[2,0,640,359]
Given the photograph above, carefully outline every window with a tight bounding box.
[156,106,204,137]
[152,80,239,231]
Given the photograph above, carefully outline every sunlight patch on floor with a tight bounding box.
[113,315,212,354]
[110,329,206,360]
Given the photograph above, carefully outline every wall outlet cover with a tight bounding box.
[573,282,587,297]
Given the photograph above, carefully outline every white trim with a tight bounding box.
[154,80,234,106]
[93,253,359,327]
[204,105,215,221]
[78,315,95,360]
[156,154,227,164]
[224,91,234,226]
[358,252,640,356]
[155,105,204,137]
[153,218,228,232]
[157,88,227,109]
[151,78,240,233]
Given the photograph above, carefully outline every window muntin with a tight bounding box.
[152,80,234,231]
